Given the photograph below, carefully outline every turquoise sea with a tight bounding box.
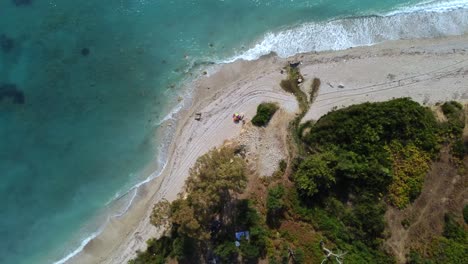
[0,0,467,263]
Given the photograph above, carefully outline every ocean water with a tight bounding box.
[0,0,467,263]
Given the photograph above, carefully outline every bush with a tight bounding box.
[214,241,238,262]
[310,78,321,103]
[252,102,279,127]
[441,101,463,117]
[440,101,465,140]
[294,248,305,264]
[443,214,466,243]
[451,139,466,159]
[267,186,286,213]
[267,185,286,227]
[464,205,468,224]
[280,66,309,113]
[387,142,431,208]
[429,237,467,263]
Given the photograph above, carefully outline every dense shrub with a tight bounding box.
[387,142,431,208]
[293,98,439,258]
[310,78,321,103]
[266,185,286,227]
[130,146,248,263]
[303,98,439,155]
[280,66,309,112]
[441,101,463,117]
[464,205,468,224]
[443,214,466,243]
[299,98,438,201]
[440,101,465,140]
[451,139,467,159]
[251,102,279,127]
[294,151,337,198]
[410,214,468,263]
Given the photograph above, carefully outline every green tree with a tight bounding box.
[214,241,239,263]
[294,151,337,197]
[180,146,247,239]
[171,199,206,239]
[150,199,172,234]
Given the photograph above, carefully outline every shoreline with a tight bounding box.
[68,34,468,264]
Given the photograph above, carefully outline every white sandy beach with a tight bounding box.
[70,34,468,264]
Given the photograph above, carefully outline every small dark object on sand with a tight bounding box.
[0,83,25,104]
[12,0,32,6]
[81,48,90,56]
[289,62,301,68]
[0,34,14,53]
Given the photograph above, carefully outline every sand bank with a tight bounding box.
[70,34,468,264]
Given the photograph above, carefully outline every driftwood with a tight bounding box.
[288,247,296,262]
[320,240,347,264]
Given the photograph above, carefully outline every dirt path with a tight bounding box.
[384,145,467,263]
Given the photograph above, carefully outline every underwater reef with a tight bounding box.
[0,83,25,104]
[0,34,14,53]
[12,0,32,6]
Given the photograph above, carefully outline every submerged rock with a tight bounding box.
[12,0,32,6]
[0,34,14,53]
[81,48,90,56]
[0,83,25,104]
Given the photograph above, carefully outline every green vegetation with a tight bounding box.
[130,71,467,263]
[440,101,467,161]
[130,146,268,263]
[266,185,285,228]
[387,142,431,209]
[294,151,337,198]
[464,205,468,224]
[291,98,441,261]
[300,98,439,207]
[251,102,279,127]
[280,66,308,113]
[281,66,311,157]
[408,214,467,263]
[310,78,321,103]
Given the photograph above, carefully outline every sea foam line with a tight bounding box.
[53,230,102,264]
[387,0,468,15]
[223,0,468,63]
[53,137,171,264]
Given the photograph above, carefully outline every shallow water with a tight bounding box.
[0,1,467,263]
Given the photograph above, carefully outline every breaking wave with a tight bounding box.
[224,1,468,62]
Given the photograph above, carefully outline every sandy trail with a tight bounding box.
[70,35,468,264]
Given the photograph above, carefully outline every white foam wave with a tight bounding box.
[112,188,138,218]
[54,158,170,264]
[52,101,179,263]
[387,0,468,15]
[155,102,184,126]
[224,1,468,62]
[53,231,102,264]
